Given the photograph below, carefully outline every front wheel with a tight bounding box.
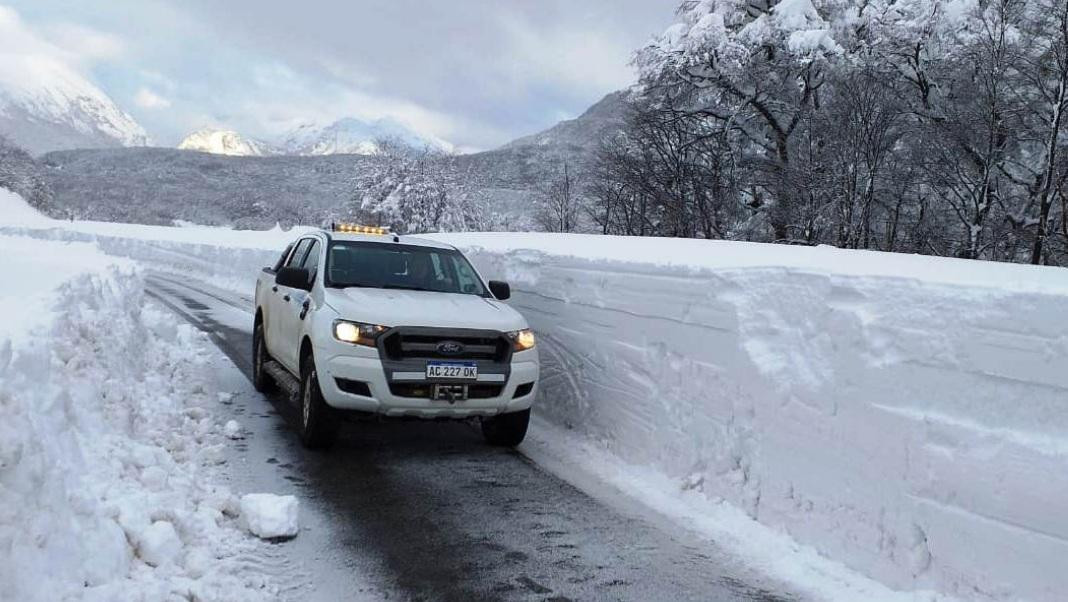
[252,322,276,393]
[299,354,339,449]
[481,409,530,447]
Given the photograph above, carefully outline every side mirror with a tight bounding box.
[276,267,313,291]
[488,280,511,301]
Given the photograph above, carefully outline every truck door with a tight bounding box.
[277,238,321,373]
[269,237,313,368]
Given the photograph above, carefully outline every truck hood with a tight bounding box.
[324,288,528,332]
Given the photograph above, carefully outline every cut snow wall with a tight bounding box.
[6,216,1067,600]
[440,234,1068,602]
[0,225,282,295]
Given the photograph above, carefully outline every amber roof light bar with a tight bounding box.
[330,222,390,235]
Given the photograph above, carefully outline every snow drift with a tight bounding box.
[0,199,293,600]
[4,200,1066,600]
[435,233,1068,602]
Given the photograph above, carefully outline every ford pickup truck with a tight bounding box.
[252,224,539,449]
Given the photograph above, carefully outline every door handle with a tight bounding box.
[283,294,291,303]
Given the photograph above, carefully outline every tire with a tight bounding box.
[252,322,276,393]
[299,353,339,449]
[481,408,531,447]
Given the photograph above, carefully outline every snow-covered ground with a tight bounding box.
[3,192,1067,602]
[441,233,1068,602]
[0,190,299,601]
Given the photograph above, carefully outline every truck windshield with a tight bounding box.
[326,241,488,297]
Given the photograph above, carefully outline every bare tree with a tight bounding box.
[535,162,582,233]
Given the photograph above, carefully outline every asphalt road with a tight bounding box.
[144,272,801,602]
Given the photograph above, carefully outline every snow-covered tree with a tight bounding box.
[349,144,489,234]
[593,0,1068,263]
[0,135,52,212]
[637,0,849,240]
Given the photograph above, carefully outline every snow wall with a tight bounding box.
[438,233,1068,602]
[5,217,1067,601]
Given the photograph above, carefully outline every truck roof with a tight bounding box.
[326,231,456,250]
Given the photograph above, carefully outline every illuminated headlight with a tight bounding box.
[334,320,387,346]
[508,329,536,352]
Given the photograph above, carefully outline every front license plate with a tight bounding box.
[426,361,478,380]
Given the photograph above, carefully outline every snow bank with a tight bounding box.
[0,187,53,227]
[433,232,1068,602]
[4,194,1065,601]
[0,220,293,294]
[0,232,287,600]
[0,187,303,292]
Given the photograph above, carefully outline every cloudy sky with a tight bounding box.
[5,0,678,151]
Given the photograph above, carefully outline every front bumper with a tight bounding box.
[315,345,539,418]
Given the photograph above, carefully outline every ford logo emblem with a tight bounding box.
[437,341,465,355]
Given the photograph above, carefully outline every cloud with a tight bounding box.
[40,22,125,65]
[4,0,678,149]
[0,6,114,101]
[134,87,170,109]
[217,61,468,146]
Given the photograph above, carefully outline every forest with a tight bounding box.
[489,0,1061,267]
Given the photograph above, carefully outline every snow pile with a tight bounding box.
[0,187,53,228]
[0,205,299,293]
[4,197,1065,600]
[240,495,300,540]
[0,234,287,600]
[224,419,245,440]
[435,232,1068,602]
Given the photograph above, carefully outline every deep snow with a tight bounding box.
[3,197,1066,601]
[0,192,298,601]
[438,232,1068,602]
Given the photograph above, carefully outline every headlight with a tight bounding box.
[334,320,387,346]
[508,329,536,352]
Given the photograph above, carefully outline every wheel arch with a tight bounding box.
[299,336,315,376]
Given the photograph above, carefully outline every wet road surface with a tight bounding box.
[145,272,801,602]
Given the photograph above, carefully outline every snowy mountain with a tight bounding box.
[176,117,451,157]
[499,91,627,153]
[459,91,628,191]
[177,128,277,157]
[0,50,148,155]
[281,117,452,156]
[43,93,629,228]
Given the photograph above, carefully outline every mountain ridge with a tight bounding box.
[40,89,630,228]
[0,53,149,155]
[177,116,452,157]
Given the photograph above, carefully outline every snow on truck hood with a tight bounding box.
[325,288,528,331]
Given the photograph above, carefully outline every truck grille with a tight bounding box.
[380,328,511,362]
[388,383,504,399]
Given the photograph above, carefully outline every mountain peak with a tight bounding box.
[282,116,452,156]
[177,117,452,157]
[0,51,148,155]
[177,128,274,156]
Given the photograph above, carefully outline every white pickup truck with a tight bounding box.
[252,225,539,449]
